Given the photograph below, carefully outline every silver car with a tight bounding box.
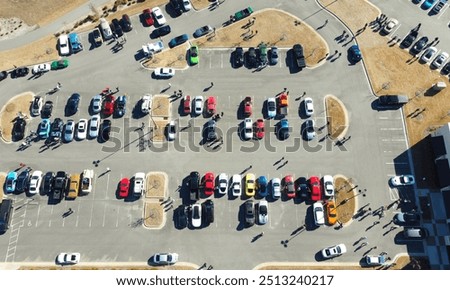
[91,95,102,114]
[88,115,100,139]
[64,120,75,142]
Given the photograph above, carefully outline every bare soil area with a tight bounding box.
[0,92,34,142]
[145,173,166,198]
[190,0,213,11]
[334,175,356,224]
[151,95,170,117]
[143,200,164,228]
[151,120,169,142]
[143,43,190,69]
[0,173,6,200]
[325,95,347,140]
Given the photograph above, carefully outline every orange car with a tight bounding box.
[326,200,338,225]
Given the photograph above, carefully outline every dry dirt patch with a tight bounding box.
[325,95,348,140]
[143,43,189,69]
[0,173,6,201]
[143,200,164,228]
[145,172,166,198]
[0,92,34,142]
[151,120,169,142]
[151,95,170,117]
[190,0,213,11]
[334,176,356,224]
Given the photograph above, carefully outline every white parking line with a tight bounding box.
[380,128,403,131]
[381,138,405,142]
[390,23,402,38]
[89,199,94,227]
[105,173,110,199]
[221,53,224,68]
[116,205,120,227]
[102,203,107,227]
[438,4,449,19]
[35,204,41,227]
[378,116,389,120]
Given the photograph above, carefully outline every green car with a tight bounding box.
[51,59,69,70]
[189,45,199,65]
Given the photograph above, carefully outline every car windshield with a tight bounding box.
[260,206,267,215]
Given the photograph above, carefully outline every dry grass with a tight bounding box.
[194,9,328,66]
[151,95,170,117]
[142,43,190,69]
[325,95,347,140]
[0,173,6,201]
[334,176,355,224]
[143,200,164,228]
[152,120,169,142]
[145,173,166,198]
[0,92,34,142]
[190,0,212,11]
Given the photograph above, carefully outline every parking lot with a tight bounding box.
[0,0,428,269]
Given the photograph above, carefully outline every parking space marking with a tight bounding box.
[221,53,224,68]
[438,5,450,19]
[102,203,107,227]
[381,138,405,142]
[380,127,403,131]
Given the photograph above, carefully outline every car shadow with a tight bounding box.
[236,202,247,231]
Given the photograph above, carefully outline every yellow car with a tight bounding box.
[245,173,256,197]
[326,200,338,225]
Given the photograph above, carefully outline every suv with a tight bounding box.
[247,47,257,68]
[67,93,81,115]
[170,0,184,16]
[292,44,306,68]
[401,30,418,48]
[189,171,200,201]
[133,172,146,196]
[121,14,133,32]
[244,200,255,226]
[0,199,13,233]
[202,200,214,224]
[53,171,68,201]
[206,119,217,141]
[50,118,64,141]
[92,28,103,46]
[412,36,429,54]
[69,33,83,53]
[378,95,408,107]
[234,47,244,67]
[31,96,43,116]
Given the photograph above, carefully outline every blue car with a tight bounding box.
[38,118,51,139]
[115,95,126,117]
[257,176,268,197]
[5,171,18,193]
[422,0,437,9]
[348,45,362,63]
[69,33,83,52]
[278,119,290,140]
[169,34,188,48]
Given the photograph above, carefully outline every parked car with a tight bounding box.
[189,171,200,200]
[296,177,309,199]
[191,204,202,228]
[231,174,241,197]
[141,94,152,114]
[38,118,51,139]
[154,67,175,78]
[421,47,438,63]
[348,45,362,63]
[401,30,418,48]
[11,67,29,78]
[170,0,183,16]
[257,176,268,197]
[58,34,70,56]
[50,118,64,141]
[189,45,199,65]
[183,95,191,114]
[321,244,347,259]
[152,7,166,26]
[322,175,335,198]
[76,119,88,140]
[394,212,421,226]
[304,97,314,116]
[5,171,18,193]
[258,200,268,225]
[403,227,428,239]
[283,175,295,198]
[412,36,429,54]
[169,34,189,48]
[167,120,176,141]
[193,25,213,38]
[42,172,55,195]
[121,14,133,32]
[267,97,276,118]
[67,93,81,115]
[133,172,146,196]
[151,25,171,38]
[12,118,26,141]
[53,171,68,201]
[245,173,256,197]
[217,173,228,195]
[206,119,217,141]
[243,118,253,140]
[119,178,130,198]
[254,119,265,139]
[365,254,387,266]
[203,172,215,196]
[51,59,69,70]
[303,119,316,141]
[247,47,257,68]
[431,52,449,68]
[390,175,415,186]
[269,46,279,65]
[382,18,399,34]
[16,170,30,193]
[233,47,244,67]
[182,0,192,11]
[28,171,43,195]
[206,96,216,115]
[309,176,321,201]
[378,94,409,107]
[0,70,7,81]
[32,63,51,75]
[69,32,83,52]
[57,253,80,265]
[272,177,281,199]
[243,96,252,117]
[115,95,126,117]
[102,95,115,116]
[313,202,325,226]
[64,120,75,142]
[31,96,43,116]
[142,9,154,26]
[153,253,178,265]
[326,200,338,225]
[278,119,290,140]
[202,199,214,224]
[92,28,103,46]
[245,200,255,226]
[101,120,112,141]
[422,0,438,9]
[175,205,188,228]
[194,96,204,115]
[88,115,100,139]
[111,18,123,37]
[432,0,447,13]
[440,62,450,75]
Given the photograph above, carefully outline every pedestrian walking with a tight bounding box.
[106,167,111,173]
[168,83,172,88]
[210,81,214,87]
[221,111,224,117]
[334,50,338,54]
[360,242,368,247]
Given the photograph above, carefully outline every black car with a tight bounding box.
[53,171,68,200]
[0,70,7,81]
[189,171,200,201]
[16,170,30,193]
[41,101,53,118]
[244,200,255,226]
[412,36,429,54]
[50,118,64,141]
[401,30,418,48]
[170,0,183,16]
[233,47,244,68]
[296,177,309,199]
[394,212,421,226]
[12,117,26,141]
[43,172,55,195]
[111,18,123,37]
[11,67,29,78]
[175,205,188,229]
[441,62,450,75]
[269,47,278,65]
[378,94,408,107]
[67,93,80,115]
[115,96,126,117]
[247,47,257,68]
[292,44,306,68]
[193,25,212,38]
[151,25,171,38]
[169,34,189,48]
[206,119,217,141]
[202,200,214,224]
[101,119,111,141]
[92,28,102,46]
[121,14,133,32]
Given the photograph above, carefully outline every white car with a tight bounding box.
[194,96,204,115]
[153,253,179,265]
[191,203,202,228]
[390,175,415,186]
[141,94,153,114]
[304,97,314,116]
[58,34,70,56]
[167,120,176,141]
[218,173,228,195]
[313,202,325,226]
[64,120,75,142]
[365,254,386,266]
[32,63,51,75]
[152,7,167,26]
[183,0,192,11]
[272,177,281,199]
[88,115,100,139]
[154,67,175,78]
[76,119,87,140]
[322,175,334,198]
[28,170,43,195]
[421,47,438,63]
[244,118,253,140]
[382,18,399,34]
[134,172,146,195]
[57,252,80,265]
[267,97,276,118]
[91,95,102,114]
[432,52,449,68]
[321,244,347,259]
[258,200,268,225]
[231,174,241,197]
[31,96,43,116]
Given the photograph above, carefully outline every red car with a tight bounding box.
[284,175,295,198]
[103,95,115,116]
[207,96,217,115]
[244,96,252,117]
[142,9,154,26]
[183,95,191,114]
[309,176,321,201]
[204,172,215,196]
[119,178,130,198]
[254,119,265,139]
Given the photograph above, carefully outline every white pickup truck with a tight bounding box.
[81,169,94,195]
[142,41,164,57]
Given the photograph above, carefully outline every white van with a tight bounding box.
[99,18,113,40]
[58,34,70,56]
